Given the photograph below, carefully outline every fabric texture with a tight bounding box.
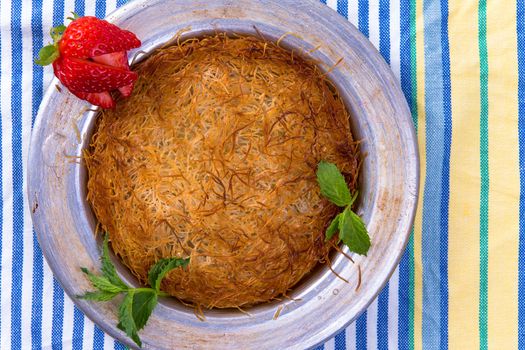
[0,0,523,348]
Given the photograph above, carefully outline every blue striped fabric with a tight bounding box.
[356,315,368,349]
[397,0,415,348]
[438,0,452,346]
[11,0,24,347]
[518,0,525,346]
[421,0,450,347]
[0,0,416,348]
[31,0,45,347]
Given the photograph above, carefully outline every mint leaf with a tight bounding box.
[325,213,342,241]
[101,234,128,290]
[130,290,158,330]
[339,207,371,255]
[80,267,126,293]
[118,291,142,347]
[78,290,120,301]
[34,44,59,66]
[316,161,351,207]
[117,290,157,347]
[148,257,190,292]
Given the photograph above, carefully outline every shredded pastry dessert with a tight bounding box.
[85,34,359,308]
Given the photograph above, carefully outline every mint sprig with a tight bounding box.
[79,234,189,347]
[316,161,371,255]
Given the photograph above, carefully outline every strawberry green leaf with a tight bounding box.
[67,11,80,21]
[50,25,66,42]
[148,257,190,292]
[325,213,342,241]
[316,161,352,207]
[339,207,371,255]
[100,234,128,290]
[34,44,59,66]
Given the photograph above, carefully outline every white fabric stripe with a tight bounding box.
[106,0,117,16]
[62,297,75,350]
[104,332,115,349]
[21,0,34,348]
[82,315,94,350]
[388,267,400,349]
[41,262,54,348]
[0,0,14,346]
[389,0,401,80]
[347,0,358,26]
[325,336,336,350]
[368,0,380,49]
[327,0,338,11]
[63,0,76,20]
[346,320,357,350]
[366,298,378,350]
[85,0,96,17]
[41,0,54,90]
[42,67,54,91]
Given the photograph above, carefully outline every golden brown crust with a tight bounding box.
[85,34,359,308]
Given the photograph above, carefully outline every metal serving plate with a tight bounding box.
[27,0,419,349]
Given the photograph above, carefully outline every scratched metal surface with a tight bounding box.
[27,0,419,349]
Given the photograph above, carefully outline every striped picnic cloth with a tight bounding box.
[1,0,523,348]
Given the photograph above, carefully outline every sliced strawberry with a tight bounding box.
[91,50,128,67]
[53,56,137,93]
[59,16,140,58]
[116,83,134,98]
[68,89,115,109]
[35,15,141,109]
[92,51,134,97]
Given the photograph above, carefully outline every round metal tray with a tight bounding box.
[28,0,419,349]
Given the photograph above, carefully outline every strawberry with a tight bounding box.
[34,13,141,108]
[91,51,129,69]
[58,16,140,58]
[53,56,137,93]
[116,81,134,98]
[69,90,115,109]
[92,51,134,97]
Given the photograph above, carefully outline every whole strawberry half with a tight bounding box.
[35,14,141,109]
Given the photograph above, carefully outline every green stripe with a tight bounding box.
[478,0,489,348]
[409,0,417,349]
